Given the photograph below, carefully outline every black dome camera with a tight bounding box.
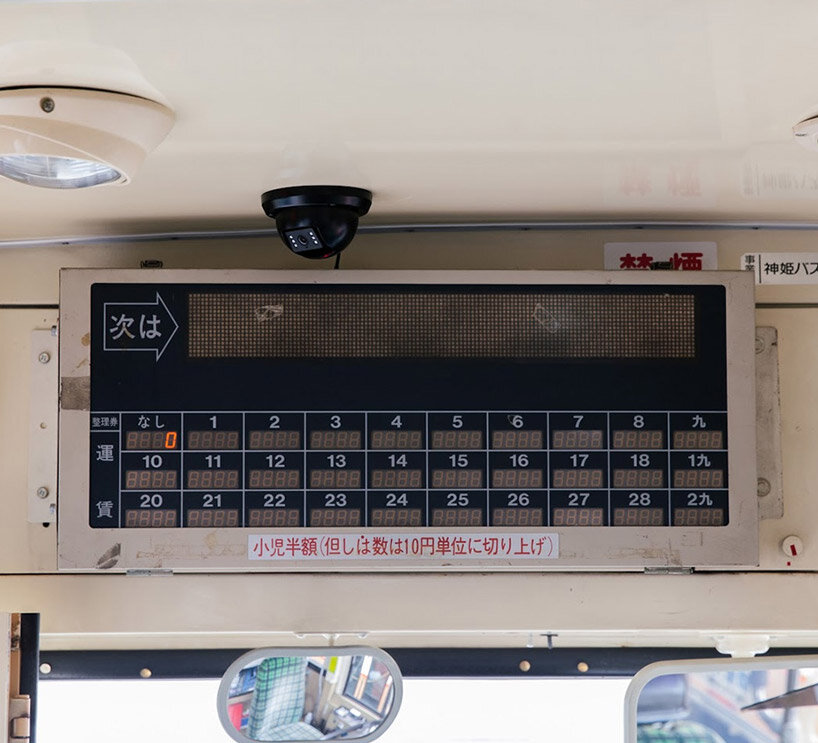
[261,185,372,260]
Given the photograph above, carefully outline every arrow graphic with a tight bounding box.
[103,292,179,360]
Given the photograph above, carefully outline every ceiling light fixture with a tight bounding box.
[0,42,175,189]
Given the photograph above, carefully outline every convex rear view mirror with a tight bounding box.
[217,647,402,743]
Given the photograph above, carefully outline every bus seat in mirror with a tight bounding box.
[624,655,818,743]
[217,647,402,743]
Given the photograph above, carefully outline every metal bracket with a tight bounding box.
[8,712,30,742]
[643,567,694,575]
[755,327,783,519]
[27,329,57,524]
[714,633,771,658]
[8,614,30,743]
[125,569,174,577]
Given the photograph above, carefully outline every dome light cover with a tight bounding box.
[0,154,122,189]
[0,86,174,188]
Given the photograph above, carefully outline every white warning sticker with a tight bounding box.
[741,253,818,284]
[248,532,559,561]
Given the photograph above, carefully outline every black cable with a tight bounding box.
[334,253,341,270]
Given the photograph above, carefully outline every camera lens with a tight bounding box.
[297,235,308,246]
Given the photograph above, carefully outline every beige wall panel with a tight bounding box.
[0,572,815,651]
[757,308,818,570]
[0,310,58,572]
[1,228,818,304]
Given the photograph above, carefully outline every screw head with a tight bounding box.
[36,486,49,499]
[757,478,772,497]
[38,351,50,364]
[39,97,55,113]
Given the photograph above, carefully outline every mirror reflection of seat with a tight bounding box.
[636,720,727,743]
[635,674,727,742]
[626,658,818,743]
[218,647,402,743]
[248,657,323,741]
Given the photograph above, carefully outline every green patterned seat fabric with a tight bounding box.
[247,657,321,740]
[637,722,726,743]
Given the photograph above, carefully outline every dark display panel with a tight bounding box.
[187,291,696,359]
[89,283,729,529]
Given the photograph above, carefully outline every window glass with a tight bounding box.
[37,676,629,742]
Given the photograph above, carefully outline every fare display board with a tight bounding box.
[58,270,757,571]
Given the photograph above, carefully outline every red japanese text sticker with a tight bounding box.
[604,243,717,271]
[248,532,559,561]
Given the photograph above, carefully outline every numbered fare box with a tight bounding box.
[428,412,485,450]
[120,491,181,528]
[549,413,607,450]
[550,491,608,527]
[368,451,425,490]
[428,491,487,527]
[610,491,668,527]
[183,491,242,528]
[609,451,667,490]
[670,413,727,450]
[670,491,729,526]
[121,413,181,452]
[245,491,305,528]
[307,451,365,490]
[489,451,547,489]
[306,413,365,450]
[183,413,243,451]
[488,413,546,450]
[183,452,242,491]
[549,451,607,490]
[428,451,486,490]
[489,491,548,527]
[306,491,366,527]
[368,491,426,527]
[669,451,727,490]
[245,451,303,490]
[245,413,304,451]
[121,451,181,492]
[367,413,425,450]
[609,413,668,450]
